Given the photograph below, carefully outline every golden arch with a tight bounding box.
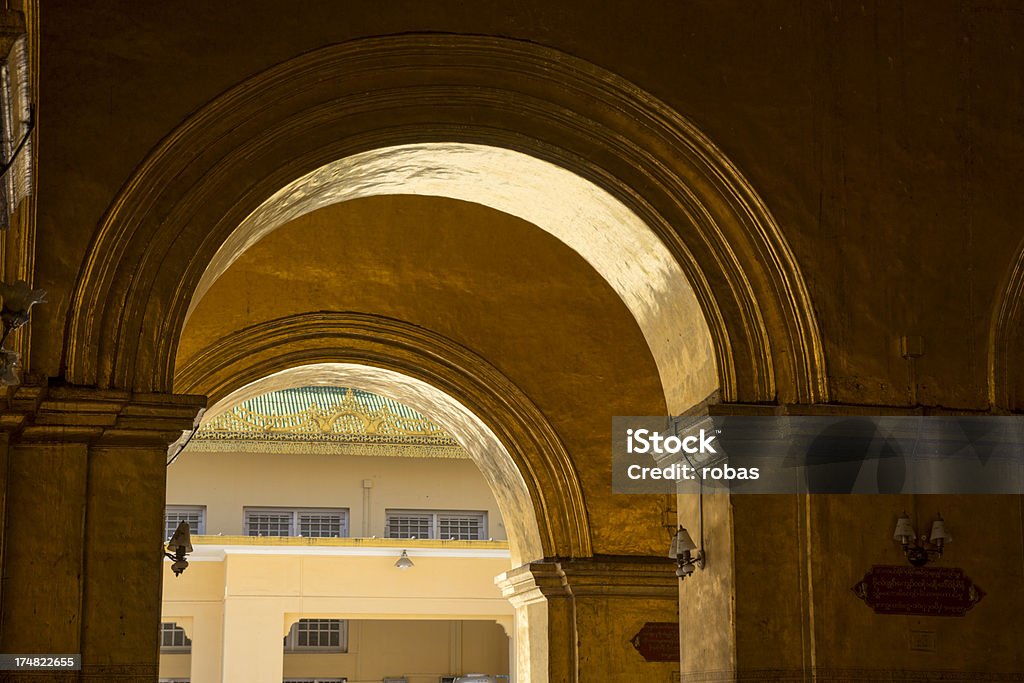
[175,311,589,562]
[64,34,828,406]
[990,238,1024,410]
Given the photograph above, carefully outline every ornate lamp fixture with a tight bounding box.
[893,511,951,567]
[164,521,193,577]
[669,525,705,579]
[0,279,45,386]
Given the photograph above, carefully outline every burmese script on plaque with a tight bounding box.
[852,565,985,617]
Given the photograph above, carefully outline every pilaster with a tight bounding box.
[0,385,205,682]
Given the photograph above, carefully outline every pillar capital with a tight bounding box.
[498,556,680,682]
[498,555,677,604]
[2,384,205,446]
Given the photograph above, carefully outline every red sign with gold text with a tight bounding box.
[852,565,985,617]
[630,622,679,662]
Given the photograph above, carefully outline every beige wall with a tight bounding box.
[161,446,512,682]
[167,447,505,540]
[159,619,509,683]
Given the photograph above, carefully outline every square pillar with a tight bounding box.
[220,599,285,683]
[0,387,205,683]
[187,606,225,683]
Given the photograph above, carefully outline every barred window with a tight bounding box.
[284,619,347,652]
[438,513,487,540]
[298,512,345,538]
[244,508,348,538]
[159,622,191,652]
[164,506,205,540]
[384,512,432,539]
[385,510,487,540]
[245,509,293,537]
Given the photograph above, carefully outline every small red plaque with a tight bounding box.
[852,565,985,617]
[630,622,679,662]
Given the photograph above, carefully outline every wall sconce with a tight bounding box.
[893,512,951,567]
[0,279,45,386]
[394,549,414,570]
[164,521,193,577]
[669,525,705,579]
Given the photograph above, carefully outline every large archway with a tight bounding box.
[64,33,828,409]
[990,237,1024,411]
[55,33,830,683]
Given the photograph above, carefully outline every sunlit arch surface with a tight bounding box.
[201,362,544,566]
[187,143,719,415]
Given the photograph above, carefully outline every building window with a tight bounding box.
[159,622,191,652]
[385,510,487,540]
[244,508,348,538]
[283,619,348,653]
[164,506,205,540]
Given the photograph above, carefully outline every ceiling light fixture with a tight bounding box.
[394,549,414,570]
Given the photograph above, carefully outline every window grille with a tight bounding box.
[164,506,205,540]
[438,513,486,540]
[298,512,345,538]
[283,619,348,652]
[385,510,486,540]
[244,508,348,538]
[159,622,191,652]
[384,512,432,539]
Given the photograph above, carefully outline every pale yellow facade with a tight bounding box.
[161,437,513,683]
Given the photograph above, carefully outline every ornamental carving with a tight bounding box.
[193,387,461,455]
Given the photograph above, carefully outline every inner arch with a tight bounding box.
[187,143,718,414]
[202,361,545,566]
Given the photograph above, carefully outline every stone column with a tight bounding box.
[0,386,204,683]
[498,556,678,683]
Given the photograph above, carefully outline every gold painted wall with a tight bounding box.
[32,1,1024,411]
[7,2,1024,681]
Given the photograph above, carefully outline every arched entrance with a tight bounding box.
[179,362,543,682]
[50,33,828,683]
[174,315,578,565]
